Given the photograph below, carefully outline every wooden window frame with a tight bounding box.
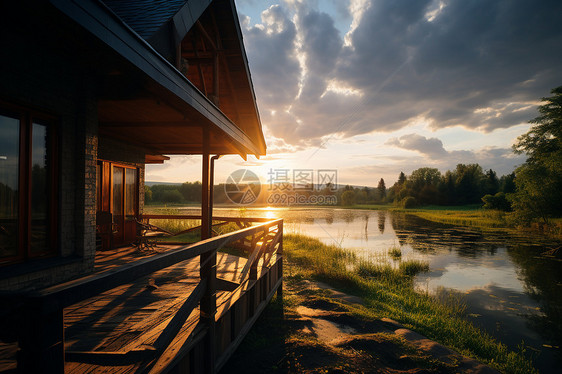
[0,101,58,265]
[96,160,139,248]
[97,160,139,218]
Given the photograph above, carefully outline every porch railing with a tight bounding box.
[8,217,283,373]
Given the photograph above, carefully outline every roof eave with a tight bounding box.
[50,0,263,156]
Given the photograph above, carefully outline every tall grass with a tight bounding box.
[388,246,402,259]
[143,206,246,242]
[398,259,430,276]
[143,207,199,233]
[284,233,537,374]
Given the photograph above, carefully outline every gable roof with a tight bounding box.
[51,0,265,157]
[102,0,188,40]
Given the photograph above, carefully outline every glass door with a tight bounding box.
[112,166,124,246]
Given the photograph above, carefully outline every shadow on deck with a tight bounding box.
[1,218,283,374]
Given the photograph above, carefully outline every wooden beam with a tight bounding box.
[100,121,200,128]
[181,51,240,59]
[152,280,207,351]
[182,56,214,64]
[192,34,208,96]
[196,20,217,51]
[215,278,239,292]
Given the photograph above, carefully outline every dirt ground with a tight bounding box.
[222,280,498,374]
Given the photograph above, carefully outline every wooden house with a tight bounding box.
[0,0,282,372]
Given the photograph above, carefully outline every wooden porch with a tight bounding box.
[1,217,283,373]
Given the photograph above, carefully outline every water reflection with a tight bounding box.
[378,211,385,234]
[177,206,562,371]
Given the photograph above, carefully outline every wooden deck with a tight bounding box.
[0,218,283,374]
[65,247,274,373]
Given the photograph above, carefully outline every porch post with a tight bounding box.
[18,298,64,373]
[201,127,211,241]
[200,126,216,373]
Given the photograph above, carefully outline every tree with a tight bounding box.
[483,169,500,196]
[144,185,153,203]
[439,171,456,205]
[179,181,202,202]
[341,190,356,206]
[377,178,386,200]
[409,167,441,188]
[511,86,562,222]
[407,168,441,205]
[360,186,371,203]
[388,172,407,203]
[161,189,184,203]
[397,172,406,185]
[514,86,562,164]
[453,164,485,204]
[499,172,516,194]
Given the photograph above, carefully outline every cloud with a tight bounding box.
[240,0,562,147]
[243,5,300,110]
[384,133,526,176]
[385,133,447,158]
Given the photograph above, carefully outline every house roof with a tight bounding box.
[50,0,265,157]
[102,0,187,40]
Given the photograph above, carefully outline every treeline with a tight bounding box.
[387,165,515,208]
[338,165,515,208]
[145,182,202,204]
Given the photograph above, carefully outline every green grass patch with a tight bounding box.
[398,259,430,276]
[283,233,537,374]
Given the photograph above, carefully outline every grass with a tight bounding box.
[408,209,508,228]
[354,204,562,238]
[388,246,402,259]
[353,203,509,229]
[143,206,247,244]
[398,259,430,276]
[282,233,537,374]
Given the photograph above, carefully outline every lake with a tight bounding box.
[177,206,562,372]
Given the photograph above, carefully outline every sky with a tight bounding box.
[146,0,562,187]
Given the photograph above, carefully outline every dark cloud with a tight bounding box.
[241,0,562,147]
[243,5,301,109]
[336,0,562,133]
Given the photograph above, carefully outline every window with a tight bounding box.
[0,103,57,265]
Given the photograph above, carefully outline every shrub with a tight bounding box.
[481,192,511,211]
[400,196,417,209]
